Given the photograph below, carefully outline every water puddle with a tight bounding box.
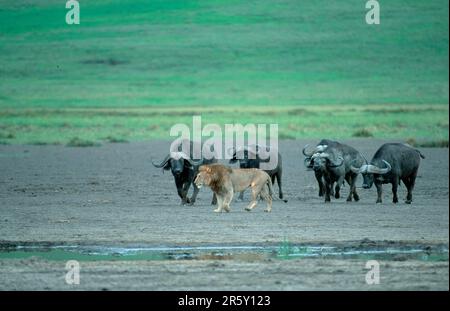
[0,243,447,262]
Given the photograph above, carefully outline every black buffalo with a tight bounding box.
[351,143,425,204]
[303,139,339,197]
[304,139,365,202]
[310,150,345,202]
[152,140,217,205]
[229,144,285,201]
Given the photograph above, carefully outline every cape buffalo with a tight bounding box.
[351,143,425,204]
[310,151,345,202]
[304,139,365,202]
[152,140,217,205]
[303,139,340,197]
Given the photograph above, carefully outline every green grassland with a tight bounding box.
[0,0,448,145]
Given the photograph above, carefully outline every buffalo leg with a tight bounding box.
[407,173,417,203]
[182,182,191,204]
[175,179,189,204]
[352,186,360,201]
[334,176,344,199]
[404,172,417,204]
[222,190,233,212]
[345,174,359,202]
[275,172,284,200]
[351,173,360,201]
[402,177,411,204]
[334,183,340,199]
[375,182,383,203]
[315,171,324,197]
[211,193,217,205]
[324,180,332,203]
[237,191,245,201]
[189,182,200,205]
[345,175,353,201]
[392,177,399,203]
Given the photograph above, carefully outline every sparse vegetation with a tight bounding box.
[352,128,374,138]
[104,136,129,143]
[0,132,15,139]
[29,141,61,146]
[278,133,296,140]
[0,105,447,144]
[81,58,128,66]
[29,141,50,146]
[406,138,449,148]
[418,140,449,148]
[66,137,100,147]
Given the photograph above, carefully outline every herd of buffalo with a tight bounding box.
[152,139,425,206]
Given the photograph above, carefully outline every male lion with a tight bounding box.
[194,163,273,213]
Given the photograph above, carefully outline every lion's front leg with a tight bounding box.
[214,193,224,213]
[245,200,257,211]
[222,189,233,213]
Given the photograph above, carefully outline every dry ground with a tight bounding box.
[0,139,448,290]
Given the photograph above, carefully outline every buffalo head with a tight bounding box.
[350,160,392,189]
[311,152,344,172]
[303,144,329,170]
[152,152,201,176]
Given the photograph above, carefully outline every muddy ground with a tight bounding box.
[0,139,448,290]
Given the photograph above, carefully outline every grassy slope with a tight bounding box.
[0,0,448,144]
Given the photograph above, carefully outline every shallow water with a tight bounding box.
[0,244,448,262]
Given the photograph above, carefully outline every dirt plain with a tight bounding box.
[0,139,448,290]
